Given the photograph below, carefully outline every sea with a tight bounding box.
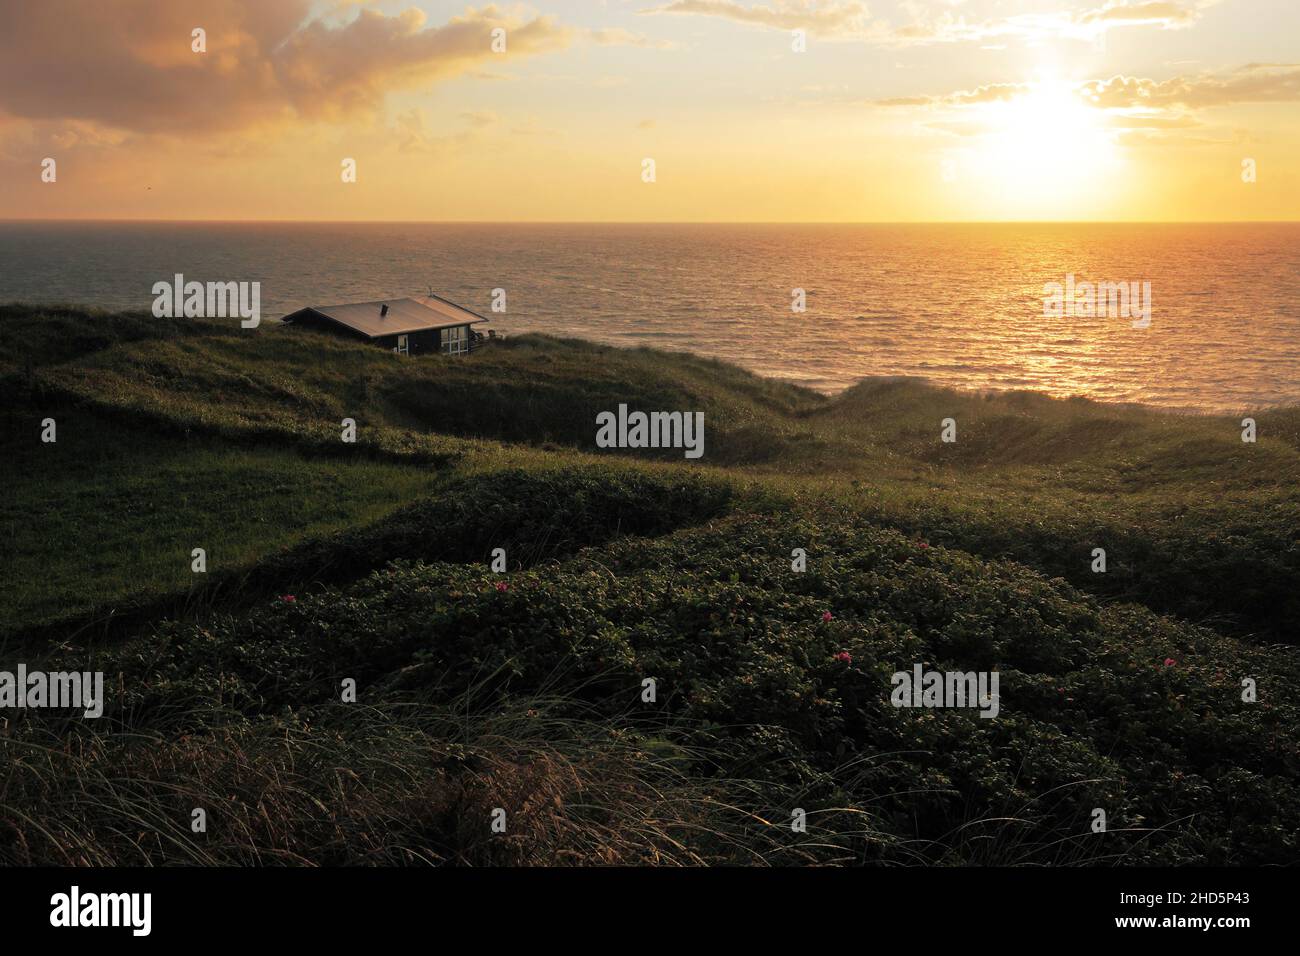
[2,221,1297,412]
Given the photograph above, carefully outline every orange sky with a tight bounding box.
[1,0,1297,221]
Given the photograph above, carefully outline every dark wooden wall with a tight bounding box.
[374,326,464,355]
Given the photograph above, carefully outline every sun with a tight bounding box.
[952,79,1122,217]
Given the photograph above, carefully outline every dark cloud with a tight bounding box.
[0,1,574,134]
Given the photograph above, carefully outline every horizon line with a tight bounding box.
[3,217,1299,226]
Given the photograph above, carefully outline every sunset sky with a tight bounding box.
[1,0,1297,221]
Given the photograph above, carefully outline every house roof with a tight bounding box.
[287,295,487,338]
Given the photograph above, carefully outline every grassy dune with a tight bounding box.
[2,304,1297,866]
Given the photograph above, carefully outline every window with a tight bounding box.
[395,334,409,355]
[440,325,469,355]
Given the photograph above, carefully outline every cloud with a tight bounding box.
[274,6,574,120]
[1102,113,1201,129]
[947,83,1033,106]
[922,119,993,137]
[643,0,873,38]
[875,82,1033,108]
[0,1,579,136]
[459,110,500,129]
[1115,127,1242,147]
[873,96,932,107]
[394,107,497,154]
[586,27,676,48]
[1077,1,1201,28]
[889,2,1207,46]
[876,65,1300,114]
[867,62,1299,152]
[1079,66,1300,109]
[643,0,1210,44]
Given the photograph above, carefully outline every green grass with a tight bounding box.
[10,507,1297,865]
[2,303,1298,866]
[15,304,1296,640]
[0,408,449,636]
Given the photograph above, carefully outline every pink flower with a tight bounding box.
[834,651,852,664]
[495,581,509,592]
[918,542,930,549]
[821,611,833,622]
[279,594,296,603]
[1163,657,1177,667]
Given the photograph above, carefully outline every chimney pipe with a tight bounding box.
[380,303,389,317]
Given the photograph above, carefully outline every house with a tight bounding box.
[282,294,489,356]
